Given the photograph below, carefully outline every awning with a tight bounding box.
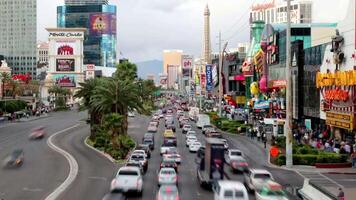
[234,74,245,81]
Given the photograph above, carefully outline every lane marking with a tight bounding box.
[319,173,344,188]
[23,187,43,192]
[88,176,107,181]
[44,124,80,200]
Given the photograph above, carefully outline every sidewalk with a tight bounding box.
[17,113,51,122]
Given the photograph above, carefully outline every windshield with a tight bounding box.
[231,151,242,156]
[118,170,138,176]
[254,173,271,179]
[161,170,176,175]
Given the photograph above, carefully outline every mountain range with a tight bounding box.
[134,59,163,83]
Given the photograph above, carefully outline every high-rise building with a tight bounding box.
[0,0,37,77]
[57,2,117,67]
[163,50,182,74]
[250,0,312,24]
[203,4,212,64]
[65,0,108,5]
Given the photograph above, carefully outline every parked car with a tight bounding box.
[244,169,274,192]
[255,180,288,200]
[3,149,24,168]
[212,180,249,200]
[158,167,178,186]
[136,144,151,158]
[156,185,180,200]
[129,154,148,172]
[182,124,192,134]
[110,166,143,196]
[189,141,202,152]
[202,124,214,134]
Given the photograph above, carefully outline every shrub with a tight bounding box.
[0,100,27,113]
[276,155,286,166]
[292,153,348,165]
[293,154,318,165]
[275,136,286,148]
[297,146,319,155]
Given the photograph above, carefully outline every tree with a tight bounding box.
[0,72,11,99]
[48,85,71,108]
[102,113,123,149]
[114,61,138,81]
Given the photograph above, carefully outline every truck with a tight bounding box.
[197,138,225,189]
[189,107,199,121]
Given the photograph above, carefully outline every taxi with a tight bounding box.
[163,129,174,137]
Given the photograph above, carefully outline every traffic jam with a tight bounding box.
[104,97,292,200]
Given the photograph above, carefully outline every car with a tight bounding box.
[244,169,274,192]
[196,114,210,129]
[29,126,46,140]
[128,112,135,117]
[189,141,202,152]
[132,150,147,158]
[163,153,181,164]
[166,124,176,132]
[212,180,249,200]
[225,149,244,163]
[110,166,143,196]
[202,124,214,134]
[156,185,180,200]
[143,138,154,150]
[3,149,24,168]
[160,143,176,155]
[150,121,159,127]
[179,118,189,128]
[255,180,288,200]
[164,136,177,146]
[186,130,196,137]
[167,109,174,114]
[102,192,127,200]
[144,132,155,140]
[159,113,164,119]
[125,161,144,174]
[148,124,158,133]
[165,114,173,122]
[163,129,174,138]
[197,146,205,159]
[160,160,178,173]
[229,157,249,173]
[129,154,148,172]
[158,168,178,186]
[206,132,223,139]
[185,135,197,147]
[136,144,151,158]
[182,124,192,134]
[165,119,174,127]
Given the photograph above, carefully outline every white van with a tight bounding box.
[188,107,199,121]
[212,180,249,200]
[196,114,210,129]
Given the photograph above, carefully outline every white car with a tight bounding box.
[255,180,288,200]
[213,180,249,200]
[189,141,202,152]
[128,112,135,117]
[182,124,192,134]
[186,135,197,147]
[244,169,274,192]
[110,166,143,195]
[158,167,178,186]
[132,150,147,158]
[164,153,181,164]
[129,154,148,172]
[225,149,244,163]
[186,130,196,137]
[202,124,214,134]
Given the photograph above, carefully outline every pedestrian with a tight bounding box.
[262,132,267,148]
[257,130,261,142]
[337,187,345,200]
[271,135,276,146]
[351,150,356,168]
[344,142,351,154]
[340,143,347,154]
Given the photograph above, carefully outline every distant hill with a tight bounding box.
[134,60,163,82]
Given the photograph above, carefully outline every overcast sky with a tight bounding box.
[37,0,349,62]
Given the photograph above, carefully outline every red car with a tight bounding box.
[29,126,46,140]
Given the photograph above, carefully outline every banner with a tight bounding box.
[53,74,76,87]
[89,13,116,36]
[56,41,76,55]
[206,64,213,91]
[182,55,193,69]
[200,74,206,89]
[254,100,270,109]
[212,64,218,86]
[56,59,75,72]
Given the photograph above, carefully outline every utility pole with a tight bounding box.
[218,38,228,117]
[285,0,293,168]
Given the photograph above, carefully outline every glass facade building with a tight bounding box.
[57,5,117,67]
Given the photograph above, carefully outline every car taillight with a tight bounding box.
[175,197,180,200]
[239,162,248,166]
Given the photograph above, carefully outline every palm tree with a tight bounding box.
[48,85,71,108]
[74,78,101,139]
[0,72,11,99]
[102,113,123,149]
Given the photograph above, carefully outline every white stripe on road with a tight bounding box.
[44,124,80,200]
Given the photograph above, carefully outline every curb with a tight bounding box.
[84,136,116,163]
[18,114,51,122]
[326,172,356,175]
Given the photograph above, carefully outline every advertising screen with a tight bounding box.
[89,13,116,35]
[56,41,76,55]
[206,64,213,91]
[54,74,76,87]
[56,59,75,72]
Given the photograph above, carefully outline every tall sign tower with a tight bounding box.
[203,4,212,64]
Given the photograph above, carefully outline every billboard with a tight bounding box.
[56,59,75,72]
[182,55,193,69]
[54,74,76,87]
[56,41,76,55]
[206,64,213,91]
[212,64,218,86]
[89,13,116,35]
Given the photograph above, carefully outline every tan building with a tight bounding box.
[147,74,155,82]
[163,50,183,88]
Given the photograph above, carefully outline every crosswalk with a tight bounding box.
[298,171,343,188]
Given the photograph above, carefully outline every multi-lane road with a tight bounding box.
[0,110,341,200]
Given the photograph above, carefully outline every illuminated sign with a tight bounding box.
[316,70,356,88]
[53,74,76,87]
[206,64,213,91]
[56,59,75,72]
[326,111,354,130]
[254,49,264,74]
[251,0,275,11]
[89,13,116,35]
[324,89,349,101]
[49,32,83,38]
